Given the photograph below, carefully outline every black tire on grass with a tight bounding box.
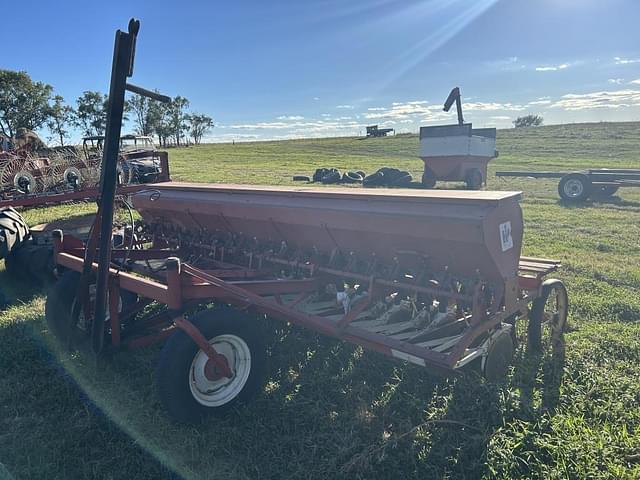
[45,270,139,346]
[527,279,568,354]
[45,271,85,345]
[156,307,267,424]
[0,207,29,260]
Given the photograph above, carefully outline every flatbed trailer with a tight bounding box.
[496,168,640,202]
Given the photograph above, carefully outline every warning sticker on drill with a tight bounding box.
[500,221,513,252]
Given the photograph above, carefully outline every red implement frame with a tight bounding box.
[52,229,560,375]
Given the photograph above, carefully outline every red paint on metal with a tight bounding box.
[174,316,232,379]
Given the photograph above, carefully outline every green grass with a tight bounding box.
[1,121,640,479]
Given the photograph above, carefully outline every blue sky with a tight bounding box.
[3,0,640,142]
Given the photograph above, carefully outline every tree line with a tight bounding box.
[0,69,214,147]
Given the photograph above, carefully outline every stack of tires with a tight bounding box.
[363,167,413,188]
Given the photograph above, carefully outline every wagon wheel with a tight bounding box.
[527,279,568,357]
[156,307,267,423]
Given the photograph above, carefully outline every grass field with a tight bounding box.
[1,122,639,479]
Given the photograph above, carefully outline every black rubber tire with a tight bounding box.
[292,175,311,182]
[391,172,412,187]
[0,207,29,260]
[363,172,385,187]
[342,171,363,184]
[422,170,437,189]
[355,171,366,179]
[465,168,483,190]
[156,307,267,424]
[45,270,138,346]
[558,173,592,202]
[527,279,568,354]
[6,244,55,285]
[312,168,330,183]
[321,170,341,184]
[45,271,86,345]
[483,329,514,382]
[592,185,619,197]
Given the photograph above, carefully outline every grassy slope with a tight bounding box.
[1,122,639,479]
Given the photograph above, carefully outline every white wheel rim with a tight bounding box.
[564,179,584,198]
[189,334,251,407]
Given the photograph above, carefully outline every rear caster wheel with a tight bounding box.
[156,307,267,423]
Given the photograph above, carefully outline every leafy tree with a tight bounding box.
[127,93,156,136]
[168,96,190,146]
[148,100,172,147]
[0,70,53,138]
[187,113,214,144]
[75,91,108,136]
[513,114,544,128]
[47,95,74,146]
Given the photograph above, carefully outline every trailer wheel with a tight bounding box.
[156,307,266,423]
[527,279,568,355]
[465,168,483,190]
[558,173,592,201]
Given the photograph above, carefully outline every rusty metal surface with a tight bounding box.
[132,182,523,283]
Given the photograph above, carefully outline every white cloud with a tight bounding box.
[528,100,552,106]
[490,116,511,120]
[276,115,304,120]
[313,97,320,101]
[630,79,640,85]
[336,104,354,109]
[535,63,569,72]
[363,100,441,120]
[551,89,640,111]
[614,57,640,65]
[464,102,526,111]
[608,78,624,85]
